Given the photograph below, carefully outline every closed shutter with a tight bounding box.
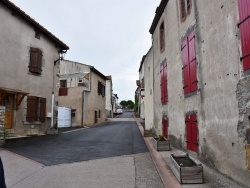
[39,98,46,122]
[26,96,38,122]
[59,88,68,96]
[185,114,198,152]
[191,114,198,152]
[182,39,190,94]
[162,116,168,139]
[160,64,164,103]
[163,62,168,102]
[29,48,42,74]
[188,32,198,92]
[185,115,192,150]
[238,0,250,71]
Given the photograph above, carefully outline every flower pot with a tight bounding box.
[170,153,203,184]
[152,137,170,151]
[144,129,153,137]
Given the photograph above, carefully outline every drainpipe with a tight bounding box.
[81,91,84,127]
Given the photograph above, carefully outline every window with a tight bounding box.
[60,80,67,88]
[98,81,105,97]
[160,59,168,103]
[29,47,42,74]
[99,110,101,118]
[26,96,46,122]
[35,31,41,39]
[162,116,168,139]
[159,21,165,52]
[180,0,192,22]
[181,31,197,95]
[185,113,198,152]
[238,0,250,71]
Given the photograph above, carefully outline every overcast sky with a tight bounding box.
[11,0,160,102]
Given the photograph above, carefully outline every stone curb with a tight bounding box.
[133,115,182,188]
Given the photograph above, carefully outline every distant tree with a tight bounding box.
[120,100,127,107]
[127,100,134,109]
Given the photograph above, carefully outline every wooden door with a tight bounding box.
[4,95,14,129]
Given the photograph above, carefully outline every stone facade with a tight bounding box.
[148,0,250,186]
[0,1,68,135]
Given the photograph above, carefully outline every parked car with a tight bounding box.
[115,109,123,115]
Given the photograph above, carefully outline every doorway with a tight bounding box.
[3,95,14,129]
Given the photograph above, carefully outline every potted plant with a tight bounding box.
[170,153,203,184]
[152,134,170,151]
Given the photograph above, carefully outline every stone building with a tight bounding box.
[0,0,69,136]
[148,0,250,185]
[58,60,108,127]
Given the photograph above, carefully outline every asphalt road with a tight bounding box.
[2,111,164,187]
[4,120,147,166]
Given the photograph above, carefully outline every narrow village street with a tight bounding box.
[0,112,164,188]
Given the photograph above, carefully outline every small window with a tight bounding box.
[29,47,42,74]
[35,31,41,39]
[159,21,165,52]
[180,0,192,22]
[60,80,67,88]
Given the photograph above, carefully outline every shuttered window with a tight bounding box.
[98,81,105,97]
[182,31,198,95]
[160,59,168,103]
[26,96,38,122]
[180,0,192,22]
[59,88,68,96]
[29,47,42,74]
[26,96,46,123]
[238,0,250,71]
[185,114,198,152]
[162,116,168,139]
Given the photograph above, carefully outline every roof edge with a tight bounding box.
[149,0,168,34]
[2,0,69,50]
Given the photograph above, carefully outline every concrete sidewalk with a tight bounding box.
[134,117,247,188]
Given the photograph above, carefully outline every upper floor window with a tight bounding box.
[98,81,105,97]
[159,21,165,52]
[160,59,168,104]
[26,96,46,122]
[238,0,250,72]
[29,47,42,75]
[181,31,197,95]
[180,0,192,22]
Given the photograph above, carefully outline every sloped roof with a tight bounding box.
[149,0,168,34]
[1,0,69,50]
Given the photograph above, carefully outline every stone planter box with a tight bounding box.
[170,153,203,184]
[152,137,170,151]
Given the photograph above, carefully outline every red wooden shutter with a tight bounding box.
[188,31,198,92]
[39,98,46,122]
[185,115,192,150]
[238,0,250,71]
[160,64,164,103]
[190,114,198,152]
[182,39,190,94]
[26,96,38,122]
[162,116,168,139]
[164,62,168,102]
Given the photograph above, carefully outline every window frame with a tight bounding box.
[180,0,192,22]
[159,21,165,52]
